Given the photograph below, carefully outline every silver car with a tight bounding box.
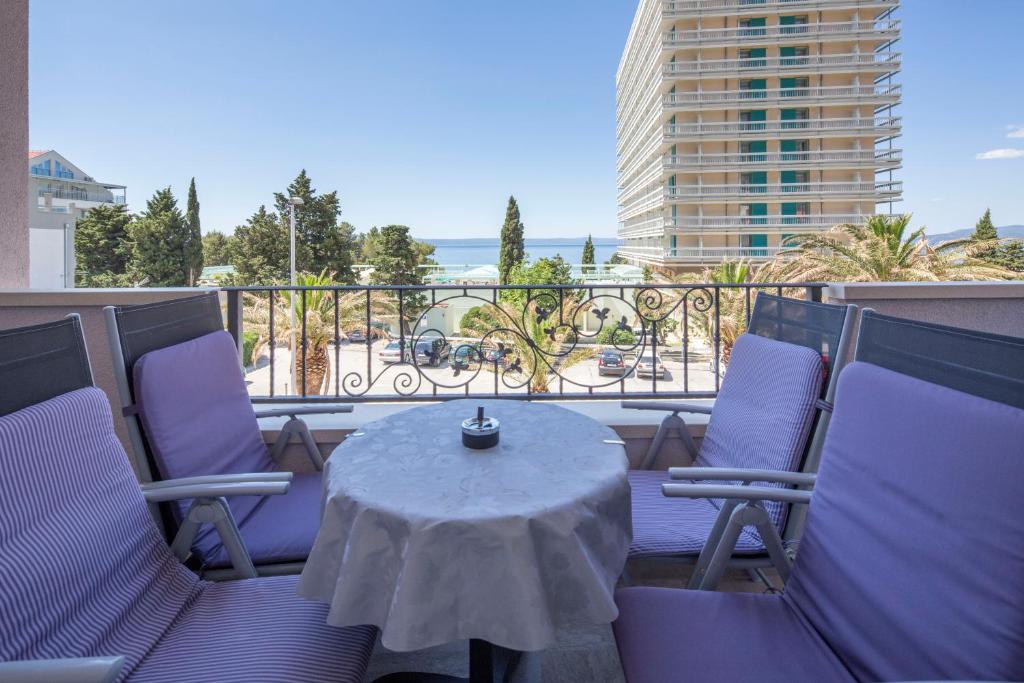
[635,353,667,379]
[378,340,409,364]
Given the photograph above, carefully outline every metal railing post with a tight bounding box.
[225,288,243,357]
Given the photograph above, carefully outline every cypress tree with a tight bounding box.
[498,195,525,285]
[74,203,132,286]
[973,208,998,241]
[581,234,595,273]
[273,170,356,284]
[184,178,204,285]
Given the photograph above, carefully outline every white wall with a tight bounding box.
[29,228,69,289]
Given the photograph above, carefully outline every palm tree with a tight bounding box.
[244,271,396,395]
[778,214,1013,282]
[459,296,595,393]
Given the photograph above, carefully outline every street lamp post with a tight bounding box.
[288,195,304,394]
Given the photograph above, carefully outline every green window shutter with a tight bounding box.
[747,203,768,216]
[780,108,802,120]
[749,234,768,247]
[741,17,766,27]
[781,171,797,184]
[744,172,768,185]
[744,141,767,153]
[741,79,767,90]
[742,48,767,59]
[780,47,797,58]
[780,16,797,25]
[780,139,798,152]
[743,110,767,122]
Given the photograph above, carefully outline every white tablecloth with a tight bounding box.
[297,399,631,652]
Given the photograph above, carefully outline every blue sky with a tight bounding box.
[29,1,1024,239]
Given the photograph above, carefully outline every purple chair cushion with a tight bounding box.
[197,471,323,568]
[131,575,376,683]
[784,362,1024,682]
[0,388,203,674]
[613,587,853,683]
[628,470,764,558]
[133,330,271,524]
[697,333,824,528]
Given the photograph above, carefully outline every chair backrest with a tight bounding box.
[0,315,93,417]
[697,332,824,529]
[746,293,855,404]
[104,293,225,484]
[784,317,1024,682]
[0,320,202,676]
[131,330,271,524]
[855,309,1024,409]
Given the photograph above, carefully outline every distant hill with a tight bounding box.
[925,225,1024,242]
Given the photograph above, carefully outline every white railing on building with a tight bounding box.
[662,20,899,47]
[665,116,901,139]
[664,149,902,168]
[663,52,900,77]
[37,188,120,204]
[669,213,890,230]
[663,0,898,17]
[664,84,901,108]
[665,180,902,199]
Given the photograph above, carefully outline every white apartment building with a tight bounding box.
[616,0,901,271]
[28,150,126,288]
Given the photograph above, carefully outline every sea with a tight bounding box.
[423,238,620,266]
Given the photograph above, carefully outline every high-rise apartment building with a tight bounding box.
[616,0,901,270]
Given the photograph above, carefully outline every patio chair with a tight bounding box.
[103,292,352,578]
[622,294,856,586]
[0,317,376,682]
[613,311,1024,683]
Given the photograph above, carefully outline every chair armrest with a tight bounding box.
[663,483,813,505]
[142,480,290,503]
[253,405,353,419]
[618,401,716,417]
[669,467,816,487]
[0,657,124,683]
[141,472,293,490]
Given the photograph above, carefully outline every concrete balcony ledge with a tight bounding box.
[0,287,220,306]
[826,281,1024,300]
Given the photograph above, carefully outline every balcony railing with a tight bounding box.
[663,20,900,47]
[664,148,902,169]
[663,52,900,78]
[664,116,901,140]
[222,283,826,402]
[663,84,901,109]
[37,188,122,204]
[665,180,902,200]
[663,0,898,17]
[669,213,891,230]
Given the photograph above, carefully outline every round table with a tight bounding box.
[296,399,631,681]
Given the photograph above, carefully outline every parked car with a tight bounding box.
[414,337,451,367]
[635,353,667,379]
[379,340,411,364]
[346,328,367,343]
[450,344,481,371]
[597,350,626,376]
[481,345,509,367]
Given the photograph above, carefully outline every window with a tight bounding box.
[782,202,811,223]
[781,108,810,129]
[740,48,767,68]
[740,79,767,100]
[781,170,810,192]
[30,159,51,176]
[781,139,810,161]
[738,17,766,37]
[779,15,809,36]
[740,140,767,162]
[780,46,810,67]
[740,203,768,225]
[780,77,810,98]
[740,110,767,132]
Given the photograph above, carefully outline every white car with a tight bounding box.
[635,353,667,379]
[378,340,410,364]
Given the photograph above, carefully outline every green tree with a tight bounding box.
[641,265,654,283]
[506,254,577,308]
[369,225,427,331]
[184,177,204,285]
[201,230,234,266]
[498,195,525,284]
[273,170,356,284]
[127,187,191,286]
[74,203,132,286]
[581,234,595,273]
[604,252,626,266]
[972,208,998,241]
[229,206,290,284]
[980,240,1024,275]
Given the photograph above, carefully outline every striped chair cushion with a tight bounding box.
[0,388,377,682]
[696,333,823,529]
[629,470,764,558]
[131,575,376,683]
[0,388,203,674]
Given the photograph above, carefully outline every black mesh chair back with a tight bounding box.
[747,293,853,397]
[856,310,1024,410]
[0,316,94,417]
[112,293,224,396]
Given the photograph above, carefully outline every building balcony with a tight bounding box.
[618,244,786,263]
[663,83,901,110]
[665,180,902,202]
[663,52,901,80]
[664,116,901,141]
[662,20,900,49]
[669,213,893,232]
[37,188,124,204]
[663,148,902,172]
[662,0,898,19]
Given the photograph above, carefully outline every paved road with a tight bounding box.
[244,341,719,400]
